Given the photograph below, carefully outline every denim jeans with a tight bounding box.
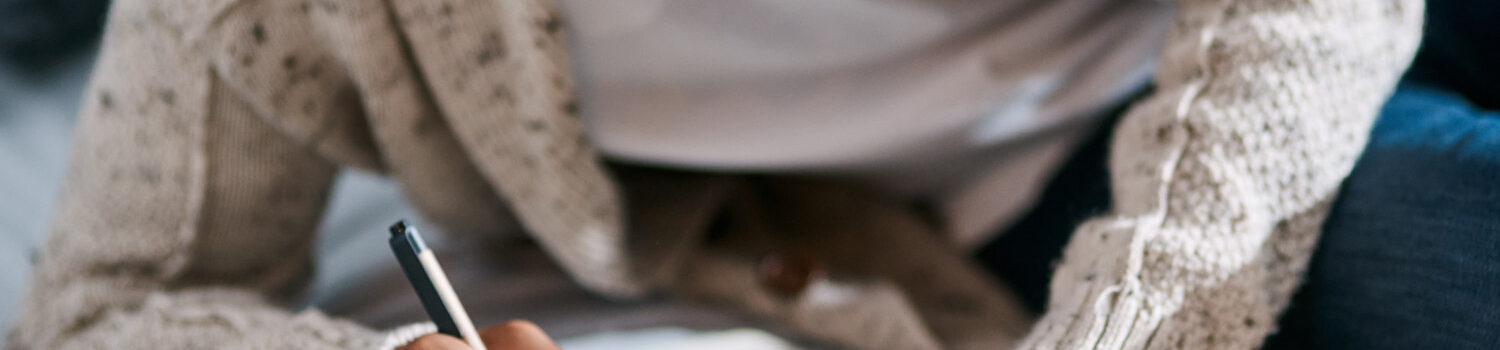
[975,0,1500,347]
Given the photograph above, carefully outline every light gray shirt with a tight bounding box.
[563,0,1173,246]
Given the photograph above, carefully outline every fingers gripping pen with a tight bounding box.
[389,221,487,350]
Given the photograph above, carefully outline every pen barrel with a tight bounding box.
[417,251,487,350]
[390,230,487,350]
[390,233,464,338]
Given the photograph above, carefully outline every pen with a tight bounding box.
[388,220,487,350]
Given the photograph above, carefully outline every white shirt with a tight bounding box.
[562,0,1173,247]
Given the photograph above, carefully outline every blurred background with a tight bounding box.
[0,0,110,337]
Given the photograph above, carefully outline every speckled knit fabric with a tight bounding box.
[4,0,1421,349]
[1018,0,1423,349]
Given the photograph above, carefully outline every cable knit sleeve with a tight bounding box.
[1019,1,1423,349]
[4,0,398,348]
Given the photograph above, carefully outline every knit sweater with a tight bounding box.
[5,0,1422,349]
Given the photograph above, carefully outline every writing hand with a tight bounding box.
[397,321,561,350]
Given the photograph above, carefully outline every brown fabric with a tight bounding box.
[669,177,1033,349]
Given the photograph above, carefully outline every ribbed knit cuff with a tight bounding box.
[1009,212,1173,349]
[375,322,438,350]
[1017,279,1167,350]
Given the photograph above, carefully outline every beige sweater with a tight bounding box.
[6,0,1422,349]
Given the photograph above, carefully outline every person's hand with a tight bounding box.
[397,321,561,350]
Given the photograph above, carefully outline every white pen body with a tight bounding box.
[416,250,486,350]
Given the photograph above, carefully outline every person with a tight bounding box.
[4,0,1431,349]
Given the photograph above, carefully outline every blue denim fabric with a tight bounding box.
[1262,83,1500,349]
